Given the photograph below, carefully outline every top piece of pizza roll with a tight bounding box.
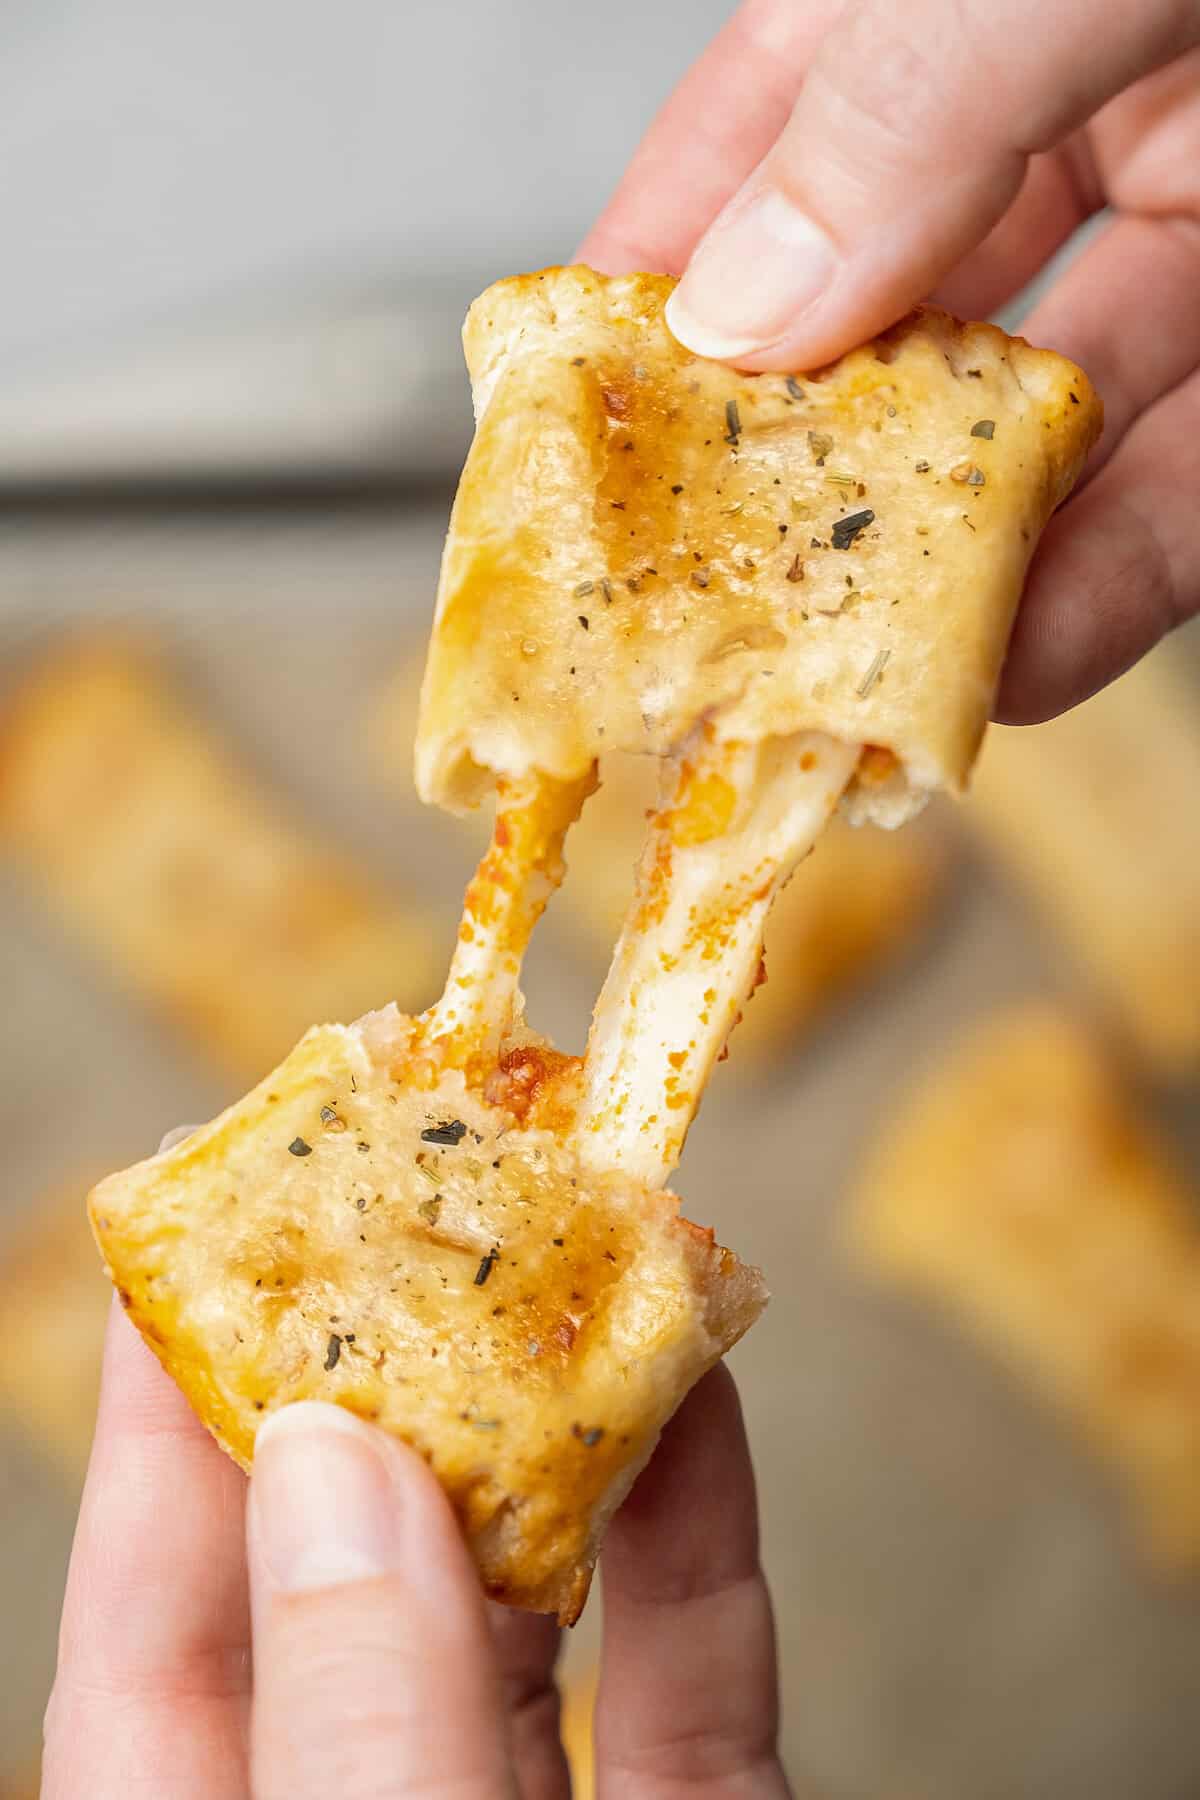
[417,267,1101,824]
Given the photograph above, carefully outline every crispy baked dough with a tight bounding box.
[970,649,1200,1073]
[0,639,442,1079]
[90,1008,764,1621]
[0,1185,109,1477]
[417,267,1100,818]
[852,1006,1200,1565]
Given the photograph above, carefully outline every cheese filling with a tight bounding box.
[424,767,595,1054]
[423,730,858,1186]
[578,731,859,1185]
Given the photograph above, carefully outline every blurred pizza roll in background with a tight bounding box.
[0,638,444,1082]
[851,1005,1200,1566]
[0,1181,109,1479]
[970,650,1200,1075]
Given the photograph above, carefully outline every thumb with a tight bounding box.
[665,0,1199,369]
[247,1402,515,1799]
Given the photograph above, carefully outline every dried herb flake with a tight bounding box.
[724,399,741,446]
[857,647,891,696]
[288,1137,312,1158]
[421,1120,467,1146]
[474,1249,499,1287]
[971,419,996,440]
[831,510,875,550]
[324,1333,342,1371]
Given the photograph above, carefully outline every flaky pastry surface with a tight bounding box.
[89,1008,764,1621]
[418,267,1100,816]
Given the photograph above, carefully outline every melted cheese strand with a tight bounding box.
[425,767,595,1052]
[579,731,859,1187]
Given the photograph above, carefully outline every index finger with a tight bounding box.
[43,1301,252,1800]
[578,0,839,276]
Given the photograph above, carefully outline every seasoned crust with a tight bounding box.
[418,266,1101,818]
[851,1005,1200,1566]
[89,1006,765,1621]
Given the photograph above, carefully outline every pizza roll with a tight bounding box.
[969,649,1200,1074]
[90,1005,764,1623]
[0,639,444,1081]
[90,275,1096,1617]
[852,1005,1200,1565]
[0,1183,109,1478]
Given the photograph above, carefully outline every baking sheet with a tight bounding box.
[1,500,1198,1799]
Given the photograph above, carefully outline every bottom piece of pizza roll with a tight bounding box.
[89,1005,765,1622]
[851,1005,1200,1565]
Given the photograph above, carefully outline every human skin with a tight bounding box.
[43,1303,788,1799]
[579,0,1200,726]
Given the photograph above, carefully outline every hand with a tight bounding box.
[44,1299,787,1798]
[580,0,1200,724]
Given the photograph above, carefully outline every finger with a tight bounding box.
[44,1301,251,1800]
[579,0,841,275]
[665,0,1200,368]
[930,144,1098,319]
[487,1604,570,1800]
[996,366,1200,722]
[158,1122,203,1154]
[1019,210,1200,473]
[595,1365,787,1797]
[247,1402,516,1800]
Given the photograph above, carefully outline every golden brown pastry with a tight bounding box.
[0,639,443,1081]
[90,1005,764,1622]
[90,273,1097,1618]
[852,1005,1200,1565]
[418,267,1100,818]
[970,649,1200,1074]
[0,1183,109,1477]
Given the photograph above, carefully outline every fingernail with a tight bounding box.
[157,1123,202,1154]
[666,186,836,361]
[251,1402,403,1594]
